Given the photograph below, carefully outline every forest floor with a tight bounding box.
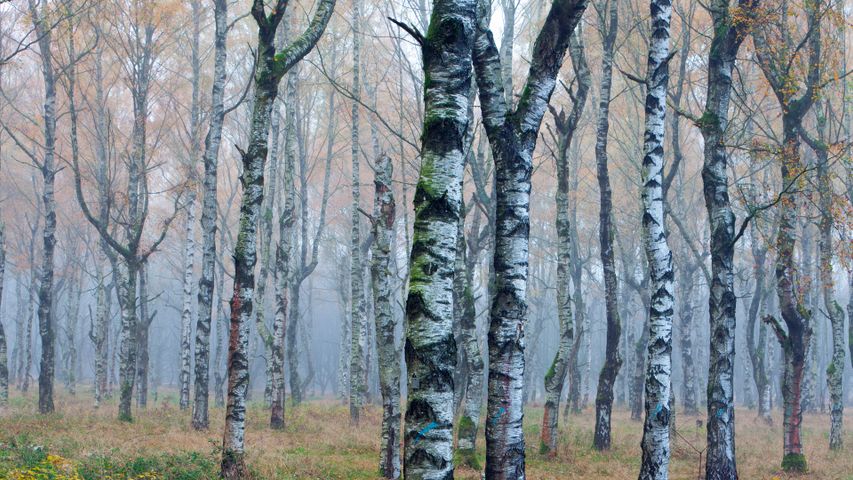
[0,389,850,479]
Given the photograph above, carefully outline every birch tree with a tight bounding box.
[591,0,621,451]
[136,261,156,407]
[270,63,297,429]
[70,0,179,421]
[0,219,6,406]
[540,26,590,457]
[810,116,844,450]
[681,0,759,475]
[471,0,589,475]
[752,0,823,470]
[178,0,202,411]
[636,0,675,477]
[801,91,845,449]
[397,0,476,476]
[367,153,400,478]
[9,0,62,415]
[220,0,334,476]
[191,0,229,431]
[348,0,368,424]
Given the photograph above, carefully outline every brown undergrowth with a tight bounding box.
[1,390,850,479]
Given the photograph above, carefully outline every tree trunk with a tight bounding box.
[115,57,149,421]
[179,192,197,410]
[753,0,822,469]
[0,221,6,406]
[136,264,154,408]
[637,0,675,478]
[30,0,58,415]
[21,256,36,394]
[540,25,589,457]
[630,318,648,421]
[89,37,113,410]
[222,33,280,480]
[348,0,368,424]
[747,220,772,425]
[764,119,814,472]
[178,0,202,412]
[220,2,333,476]
[90,255,111,408]
[270,66,297,430]
[456,211,485,470]
[12,278,23,389]
[213,225,228,409]
[677,268,696,415]
[402,1,475,477]
[64,268,81,395]
[567,294,584,414]
[192,0,228,431]
[812,102,844,450]
[472,1,590,476]
[370,154,401,478]
[117,260,139,422]
[338,270,351,402]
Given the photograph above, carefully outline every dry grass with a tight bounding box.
[1,389,850,479]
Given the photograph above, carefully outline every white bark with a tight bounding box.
[192,0,228,430]
[402,1,476,477]
[180,192,197,410]
[637,0,675,478]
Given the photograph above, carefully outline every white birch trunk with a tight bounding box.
[472,0,590,476]
[0,221,6,406]
[348,0,368,424]
[192,0,228,430]
[370,154,401,478]
[637,0,674,478]
[402,1,476,477]
[180,192,197,410]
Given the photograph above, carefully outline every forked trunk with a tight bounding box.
[220,2,334,476]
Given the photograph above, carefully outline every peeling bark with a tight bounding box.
[456,208,485,470]
[370,154,401,478]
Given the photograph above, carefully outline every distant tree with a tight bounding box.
[540,24,590,458]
